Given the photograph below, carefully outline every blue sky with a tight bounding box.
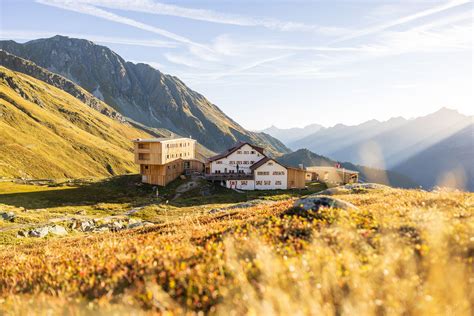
[1,0,472,130]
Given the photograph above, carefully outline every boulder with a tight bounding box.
[294,195,358,211]
[48,225,68,236]
[80,220,95,232]
[0,211,16,222]
[29,227,49,238]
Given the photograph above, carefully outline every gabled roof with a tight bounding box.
[208,142,265,162]
[250,157,286,171]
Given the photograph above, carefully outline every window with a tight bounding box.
[243,161,249,164]
[167,155,169,159]
[237,161,242,165]
[251,151,255,154]
[138,143,149,149]
[257,171,270,176]
[216,161,223,164]
[167,165,171,170]
[241,181,248,185]
[256,181,263,185]
[237,150,242,154]
[264,181,271,185]
[268,162,274,166]
[273,171,285,175]
[275,181,282,185]
[138,153,150,160]
[244,151,249,154]
[250,161,254,164]
[229,161,235,165]
[144,165,149,170]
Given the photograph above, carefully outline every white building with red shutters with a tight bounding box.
[206,142,303,190]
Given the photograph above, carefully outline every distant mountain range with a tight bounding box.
[392,124,473,190]
[265,109,473,190]
[0,35,289,156]
[277,149,418,188]
[260,124,323,144]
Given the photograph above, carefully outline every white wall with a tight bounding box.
[254,160,288,190]
[225,180,255,190]
[210,144,265,174]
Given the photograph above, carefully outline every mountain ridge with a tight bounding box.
[0,35,289,156]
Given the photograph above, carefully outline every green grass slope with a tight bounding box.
[0,66,150,179]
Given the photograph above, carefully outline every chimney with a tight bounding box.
[298,164,304,170]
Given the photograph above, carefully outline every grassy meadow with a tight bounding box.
[0,176,472,315]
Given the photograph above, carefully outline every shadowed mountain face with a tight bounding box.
[276,149,418,188]
[261,124,323,144]
[392,124,474,191]
[0,36,289,155]
[287,109,472,169]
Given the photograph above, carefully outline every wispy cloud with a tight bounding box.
[50,0,341,34]
[332,0,471,43]
[36,0,210,51]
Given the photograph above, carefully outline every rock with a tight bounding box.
[294,196,358,211]
[75,210,87,215]
[48,225,68,236]
[29,227,49,238]
[0,211,15,222]
[80,220,95,232]
[17,230,28,238]
[110,221,125,231]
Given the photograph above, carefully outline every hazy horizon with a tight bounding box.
[1,0,472,129]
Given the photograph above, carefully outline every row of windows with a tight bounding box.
[255,180,282,185]
[230,161,255,165]
[166,142,191,148]
[215,160,256,165]
[236,150,256,155]
[167,152,191,159]
[256,171,285,176]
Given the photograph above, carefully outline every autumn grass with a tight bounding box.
[0,185,472,315]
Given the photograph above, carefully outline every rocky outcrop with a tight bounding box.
[18,217,153,238]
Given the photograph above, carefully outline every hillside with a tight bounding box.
[277,149,419,188]
[0,66,150,179]
[0,36,289,156]
[392,124,474,190]
[0,177,471,314]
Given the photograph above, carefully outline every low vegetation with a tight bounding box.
[0,175,472,315]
